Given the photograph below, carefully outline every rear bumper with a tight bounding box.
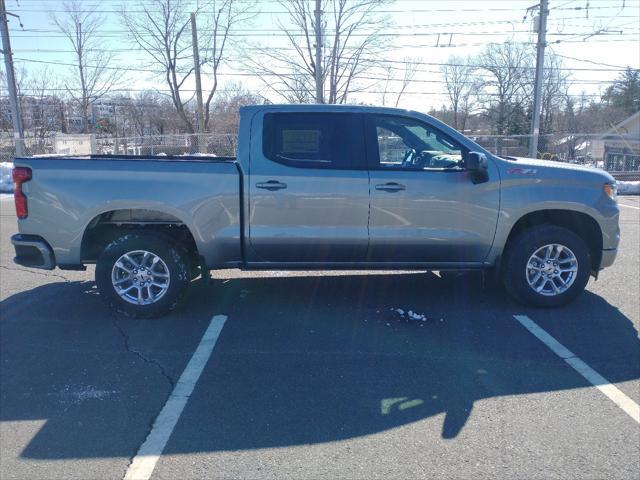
[600,248,618,270]
[11,234,56,270]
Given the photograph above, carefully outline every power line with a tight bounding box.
[1,87,607,97]
[8,5,640,14]
[11,25,639,37]
[14,55,637,75]
[551,53,633,70]
[15,52,628,81]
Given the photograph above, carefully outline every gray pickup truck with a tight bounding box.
[11,104,619,317]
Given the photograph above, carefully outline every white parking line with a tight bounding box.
[123,314,227,480]
[513,315,640,424]
[618,203,640,210]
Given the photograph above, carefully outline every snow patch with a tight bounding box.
[50,384,117,404]
[180,152,216,157]
[0,162,13,193]
[389,307,430,324]
[618,181,640,195]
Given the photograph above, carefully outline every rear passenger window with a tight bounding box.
[263,113,356,169]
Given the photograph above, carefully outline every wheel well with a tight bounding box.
[81,209,199,264]
[504,210,603,271]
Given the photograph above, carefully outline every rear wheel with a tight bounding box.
[96,233,191,318]
[502,225,591,307]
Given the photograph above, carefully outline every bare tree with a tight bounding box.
[21,67,66,140]
[477,42,534,137]
[52,1,120,133]
[120,0,195,133]
[11,66,66,139]
[207,82,265,154]
[394,58,419,108]
[540,53,570,135]
[200,1,255,129]
[379,64,393,106]
[247,0,389,104]
[441,56,478,131]
[120,0,254,133]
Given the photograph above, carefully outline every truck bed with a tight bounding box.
[33,154,237,163]
[13,155,243,268]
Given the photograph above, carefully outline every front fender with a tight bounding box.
[485,175,619,266]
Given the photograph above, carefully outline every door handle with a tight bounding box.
[256,180,287,191]
[375,182,406,192]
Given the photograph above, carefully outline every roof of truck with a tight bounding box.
[239,103,424,117]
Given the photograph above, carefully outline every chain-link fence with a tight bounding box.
[0,135,56,163]
[471,133,640,173]
[95,133,238,157]
[0,133,238,164]
[1,136,57,191]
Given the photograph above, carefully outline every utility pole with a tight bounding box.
[191,12,206,153]
[528,0,548,158]
[0,0,25,157]
[314,0,323,103]
[78,21,90,134]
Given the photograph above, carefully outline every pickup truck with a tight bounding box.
[10,104,620,317]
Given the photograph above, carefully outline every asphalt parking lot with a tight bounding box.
[1,193,639,479]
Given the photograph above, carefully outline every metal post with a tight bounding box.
[0,0,25,157]
[528,0,548,159]
[314,0,324,103]
[191,13,206,153]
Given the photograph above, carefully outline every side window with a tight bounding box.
[372,115,466,171]
[263,113,356,169]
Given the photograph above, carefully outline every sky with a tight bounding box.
[2,0,640,112]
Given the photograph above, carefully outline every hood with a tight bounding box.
[505,156,615,183]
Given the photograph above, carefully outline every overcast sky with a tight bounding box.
[3,0,639,111]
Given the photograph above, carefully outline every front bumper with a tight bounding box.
[600,248,618,270]
[11,234,56,270]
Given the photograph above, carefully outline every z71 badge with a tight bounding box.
[507,168,537,175]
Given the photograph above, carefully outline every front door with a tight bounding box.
[248,111,370,264]
[366,114,500,264]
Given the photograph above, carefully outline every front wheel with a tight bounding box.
[96,233,191,318]
[501,225,591,307]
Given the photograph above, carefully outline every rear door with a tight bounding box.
[248,111,370,263]
[366,114,500,264]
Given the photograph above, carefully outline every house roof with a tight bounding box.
[605,110,640,135]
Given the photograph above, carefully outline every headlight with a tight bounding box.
[603,182,617,200]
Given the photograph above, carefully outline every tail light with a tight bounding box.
[13,167,32,219]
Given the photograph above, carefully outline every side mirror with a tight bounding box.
[465,151,489,184]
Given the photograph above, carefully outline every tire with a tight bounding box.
[95,233,191,318]
[501,225,591,307]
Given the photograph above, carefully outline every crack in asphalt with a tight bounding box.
[108,312,178,478]
[109,313,176,390]
[0,265,72,282]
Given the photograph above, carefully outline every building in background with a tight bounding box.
[593,111,640,172]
